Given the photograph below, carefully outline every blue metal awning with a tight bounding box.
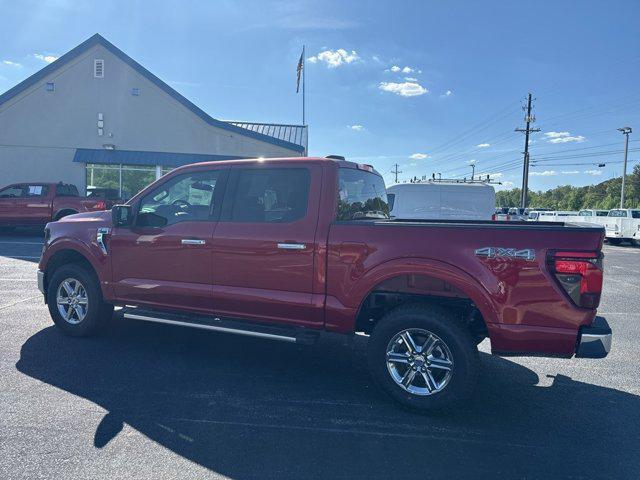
[73,148,243,168]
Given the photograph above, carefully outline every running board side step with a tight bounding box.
[121,307,319,345]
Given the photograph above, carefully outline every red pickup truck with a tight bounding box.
[37,157,611,410]
[0,182,107,229]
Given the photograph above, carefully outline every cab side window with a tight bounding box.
[227,168,310,223]
[137,170,221,227]
[0,185,25,198]
[26,185,48,197]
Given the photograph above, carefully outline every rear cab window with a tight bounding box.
[226,168,310,223]
[55,183,79,197]
[337,167,390,221]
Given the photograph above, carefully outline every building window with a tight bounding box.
[46,82,55,92]
[94,59,104,78]
[131,88,140,96]
[86,163,157,201]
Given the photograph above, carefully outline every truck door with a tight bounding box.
[13,184,51,225]
[0,184,25,226]
[211,164,324,328]
[109,168,227,313]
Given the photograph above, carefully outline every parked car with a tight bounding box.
[37,157,611,411]
[387,182,495,220]
[0,182,107,229]
[86,187,128,209]
[604,209,640,245]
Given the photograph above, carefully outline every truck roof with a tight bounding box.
[173,156,378,174]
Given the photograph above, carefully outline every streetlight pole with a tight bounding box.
[618,127,632,208]
[470,162,475,181]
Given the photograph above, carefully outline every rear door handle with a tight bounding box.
[277,243,306,250]
[181,238,206,245]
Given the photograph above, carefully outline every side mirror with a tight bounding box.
[112,204,133,227]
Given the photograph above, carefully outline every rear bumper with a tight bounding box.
[575,316,611,359]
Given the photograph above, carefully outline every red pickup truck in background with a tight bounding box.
[0,182,107,229]
[36,157,612,411]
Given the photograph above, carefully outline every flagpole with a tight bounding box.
[302,45,306,126]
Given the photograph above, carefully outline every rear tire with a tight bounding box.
[607,238,622,245]
[47,264,113,336]
[367,304,479,412]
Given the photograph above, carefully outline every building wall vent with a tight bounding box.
[94,59,104,78]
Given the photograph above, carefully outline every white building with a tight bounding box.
[0,34,307,197]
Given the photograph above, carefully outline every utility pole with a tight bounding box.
[391,163,402,183]
[470,162,476,181]
[516,93,540,208]
[618,127,632,208]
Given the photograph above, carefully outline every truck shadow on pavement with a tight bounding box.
[16,318,640,479]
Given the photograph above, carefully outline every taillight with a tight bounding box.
[95,200,106,210]
[491,214,497,221]
[548,251,603,309]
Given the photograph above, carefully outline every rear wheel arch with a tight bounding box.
[353,265,496,342]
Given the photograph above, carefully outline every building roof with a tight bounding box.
[0,34,305,153]
[73,148,244,168]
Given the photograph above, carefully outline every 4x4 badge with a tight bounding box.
[475,247,536,261]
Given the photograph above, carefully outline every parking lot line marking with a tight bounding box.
[158,416,543,450]
[0,296,39,310]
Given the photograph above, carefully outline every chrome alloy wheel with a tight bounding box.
[386,328,454,396]
[56,278,89,325]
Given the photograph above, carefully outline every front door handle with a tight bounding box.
[277,243,306,250]
[181,238,206,245]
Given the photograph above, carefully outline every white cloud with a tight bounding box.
[561,170,580,174]
[401,66,414,74]
[307,49,359,68]
[2,60,21,67]
[544,131,586,144]
[476,143,490,148]
[348,124,365,131]
[409,153,429,160]
[530,170,557,176]
[467,159,476,164]
[585,169,603,176]
[502,181,515,188]
[404,77,418,82]
[440,89,453,97]
[33,53,58,63]
[389,65,401,72]
[379,81,428,97]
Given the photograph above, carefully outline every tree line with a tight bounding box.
[495,164,640,210]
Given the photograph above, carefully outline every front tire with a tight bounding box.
[367,304,479,411]
[47,264,113,336]
[607,238,622,245]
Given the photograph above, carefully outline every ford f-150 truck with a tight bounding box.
[37,157,612,410]
[0,182,107,229]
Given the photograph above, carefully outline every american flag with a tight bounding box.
[296,48,304,93]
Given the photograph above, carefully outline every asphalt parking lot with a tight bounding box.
[0,230,639,479]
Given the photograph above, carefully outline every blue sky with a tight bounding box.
[1,0,639,189]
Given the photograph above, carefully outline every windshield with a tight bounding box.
[337,168,389,220]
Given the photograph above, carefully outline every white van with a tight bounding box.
[604,209,640,245]
[387,182,495,221]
